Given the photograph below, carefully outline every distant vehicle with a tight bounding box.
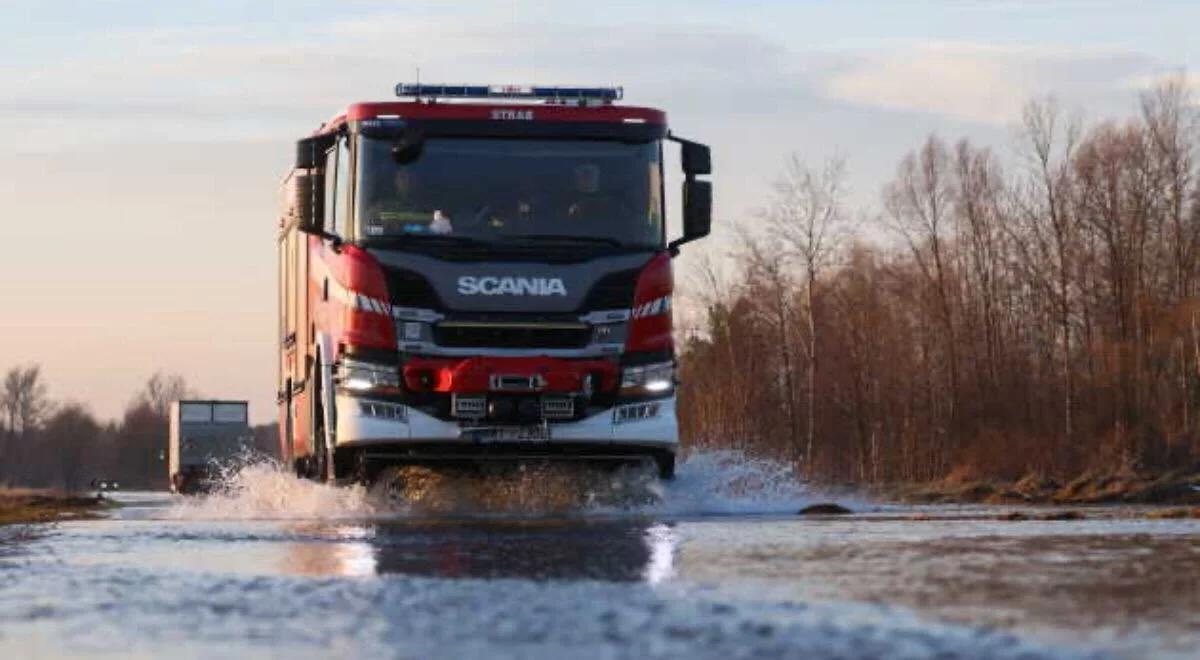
[168,400,253,494]
[277,83,712,484]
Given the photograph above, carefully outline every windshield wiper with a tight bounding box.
[507,234,625,248]
[370,233,493,246]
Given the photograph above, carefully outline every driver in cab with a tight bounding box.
[566,163,624,223]
[364,169,453,235]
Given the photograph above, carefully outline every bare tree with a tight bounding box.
[738,226,801,458]
[2,364,52,438]
[763,154,848,470]
[1140,76,1198,300]
[1139,78,1199,448]
[884,135,960,465]
[1014,98,1081,444]
[135,372,195,418]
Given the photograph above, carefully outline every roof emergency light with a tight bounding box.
[395,83,623,103]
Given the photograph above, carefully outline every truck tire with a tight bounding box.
[656,453,676,480]
[311,362,332,482]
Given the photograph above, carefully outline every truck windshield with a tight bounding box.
[356,137,663,248]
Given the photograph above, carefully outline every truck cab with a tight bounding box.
[277,84,711,483]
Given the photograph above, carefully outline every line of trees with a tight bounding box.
[679,80,1200,483]
[1,369,202,491]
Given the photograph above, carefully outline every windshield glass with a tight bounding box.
[356,137,663,248]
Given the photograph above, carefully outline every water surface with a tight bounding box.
[1,454,1196,659]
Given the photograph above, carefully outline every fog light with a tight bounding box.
[408,369,435,391]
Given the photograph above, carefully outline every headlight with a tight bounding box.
[620,361,675,395]
[336,358,401,393]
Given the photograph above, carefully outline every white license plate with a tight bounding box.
[462,426,551,443]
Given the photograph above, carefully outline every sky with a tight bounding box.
[1,0,1197,423]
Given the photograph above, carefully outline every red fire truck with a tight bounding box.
[277,84,711,483]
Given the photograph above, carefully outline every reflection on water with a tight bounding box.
[3,496,1199,658]
[281,519,677,582]
[280,524,380,577]
[642,524,677,584]
[675,517,1200,657]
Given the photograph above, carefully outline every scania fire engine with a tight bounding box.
[277,84,711,483]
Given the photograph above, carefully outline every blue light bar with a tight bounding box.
[394,83,623,102]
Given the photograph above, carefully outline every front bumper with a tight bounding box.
[334,394,678,453]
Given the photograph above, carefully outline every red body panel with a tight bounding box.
[403,356,620,395]
[316,101,666,136]
[627,252,674,354]
[309,241,397,359]
[347,101,665,125]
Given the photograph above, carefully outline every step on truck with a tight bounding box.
[276,83,712,483]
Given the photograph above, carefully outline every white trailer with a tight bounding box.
[168,400,252,494]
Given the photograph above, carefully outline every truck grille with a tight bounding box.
[449,394,576,421]
[541,396,575,419]
[433,322,592,349]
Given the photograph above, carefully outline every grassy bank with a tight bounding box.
[0,489,108,526]
[875,468,1200,506]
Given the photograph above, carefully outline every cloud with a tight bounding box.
[1,17,823,152]
[1121,71,1200,97]
[821,42,1157,125]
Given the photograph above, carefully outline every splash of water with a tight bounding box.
[165,450,811,520]
[372,462,662,516]
[652,449,811,516]
[166,460,375,521]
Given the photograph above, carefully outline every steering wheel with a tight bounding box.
[453,204,492,229]
[570,194,637,220]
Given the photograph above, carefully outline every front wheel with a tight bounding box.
[310,362,332,482]
[655,453,676,480]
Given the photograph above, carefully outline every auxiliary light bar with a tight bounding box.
[395,83,623,102]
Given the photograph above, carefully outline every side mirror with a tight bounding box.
[682,179,712,241]
[668,134,713,253]
[293,134,335,235]
[681,142,711,176]
[292,171,325,234]
[295,134,335,169]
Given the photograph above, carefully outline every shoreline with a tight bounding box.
[866,469,1200,507]
[0,489,109,526]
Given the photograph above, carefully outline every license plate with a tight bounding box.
[461,425,551,443]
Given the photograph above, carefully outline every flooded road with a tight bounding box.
[0,454,1197,659]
